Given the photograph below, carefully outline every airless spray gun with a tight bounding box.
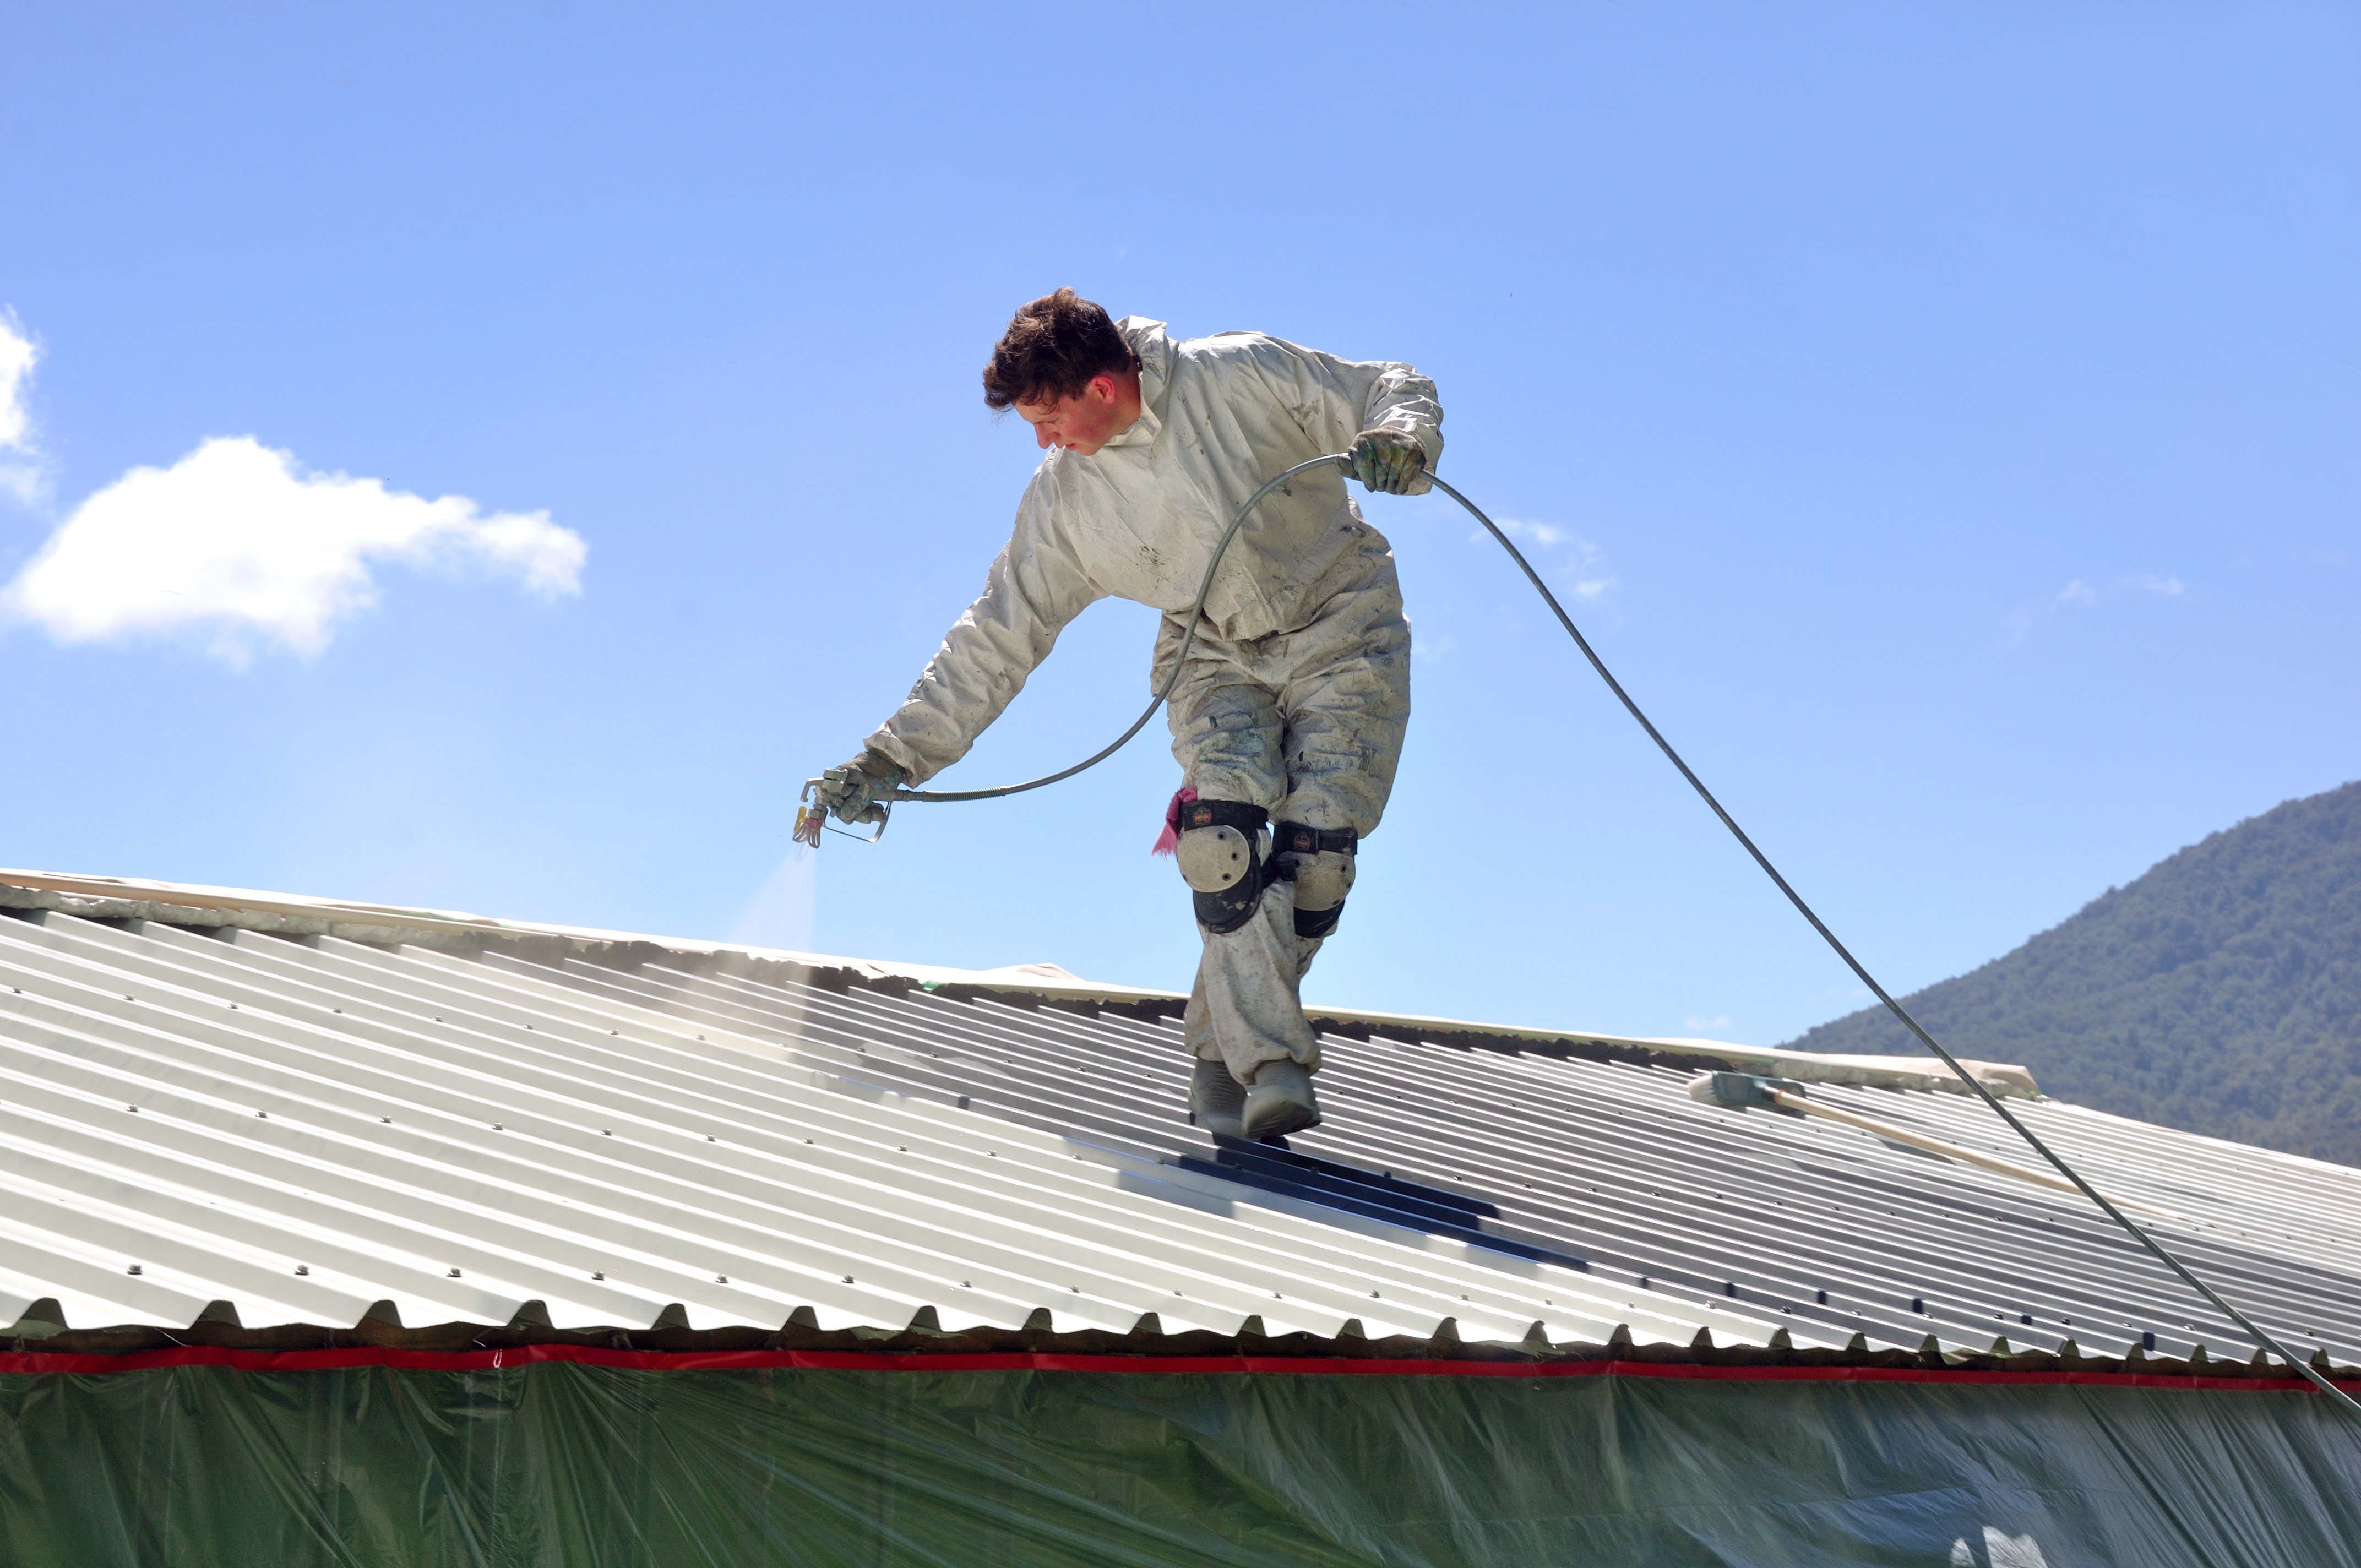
[793,778,887,848]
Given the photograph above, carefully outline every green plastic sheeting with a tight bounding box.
[4,1363,2357,1566]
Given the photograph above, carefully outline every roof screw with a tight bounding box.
[257,1110,268,1119]
[449,1268,463,1278]
[961,1281,971,1288]
[295,1266,309,1276]
[128,1264,143,1276]
[592,1271,605,1281]
[842,1275,854,1284]
[493,1123,503,1131]
[716,1275,729,1284]
[126,1105,138,1113]
[707,1135,716,1142]
[603,1130,612,1136]
[382,1117,391,1124]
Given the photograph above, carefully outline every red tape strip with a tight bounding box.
[2,1342,2353,1391]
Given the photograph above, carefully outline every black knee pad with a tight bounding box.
[1196,883,1267,935]
[1293,902,1346,940]
[1175,799,1271,935]
[1274,821,1358,941]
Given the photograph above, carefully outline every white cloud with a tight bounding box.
[0,310,42,502]
[0,313,34,450]
[1684,1013,1734,1032]
[2000,571,2190,647]
[1486,519,1618,601]
[1499,518,1568,548]
[2,435,585,663]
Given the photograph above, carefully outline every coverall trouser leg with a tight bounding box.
[1162,564,1411,1082]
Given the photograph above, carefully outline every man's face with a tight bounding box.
[1014,371,1141,456]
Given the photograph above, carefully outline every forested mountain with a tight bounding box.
[1783,781,2361,1167]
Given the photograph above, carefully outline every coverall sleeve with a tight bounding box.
[862,472,1103,785]
[1238,334,1445,482]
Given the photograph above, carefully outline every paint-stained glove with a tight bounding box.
[815,749,907,825]
[1344,427,1429,495]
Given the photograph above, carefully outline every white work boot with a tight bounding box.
[1188,1058,1247,1140]
[1241,1058,1322,1141]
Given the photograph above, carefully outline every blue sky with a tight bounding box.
[2,2,2354,1048]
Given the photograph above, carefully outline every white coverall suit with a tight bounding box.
[862,318,1443,1083]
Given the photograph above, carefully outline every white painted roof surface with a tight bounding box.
[2,895,2355,1363]
[0,866,2041,1099]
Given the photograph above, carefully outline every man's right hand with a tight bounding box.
[1343,427,1429,495]
[813,749,907,825]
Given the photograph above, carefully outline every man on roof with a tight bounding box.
[812,289,1440,1143]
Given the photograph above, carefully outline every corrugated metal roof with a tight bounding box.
[3,880,2357,1371]
[0,866,2042,1099]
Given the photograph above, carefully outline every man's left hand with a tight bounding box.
[1345,428,1429,495]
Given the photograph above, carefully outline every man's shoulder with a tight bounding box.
[1163,328,1292,381]
[1114,316,1273,355]
[1174,326,1272,352]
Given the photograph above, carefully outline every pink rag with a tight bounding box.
[1151,785,1198,856]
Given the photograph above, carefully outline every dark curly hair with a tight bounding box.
[982,288,1140,410]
